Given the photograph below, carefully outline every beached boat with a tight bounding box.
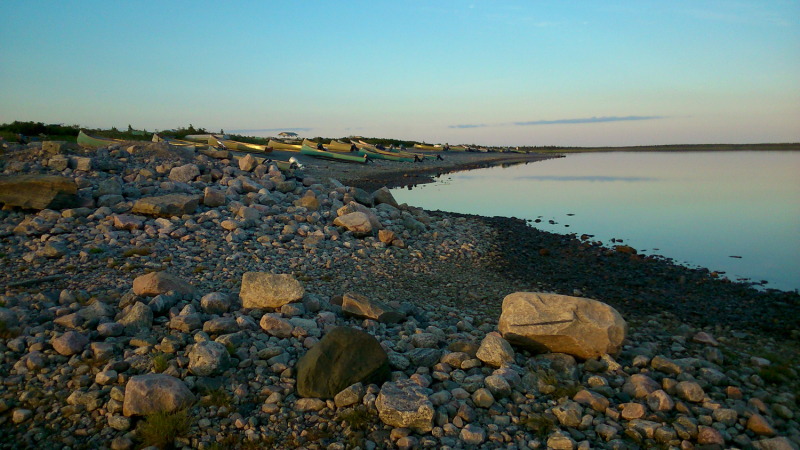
[268,139,303,151]
[77,130,122,147]
[327,140,357,152]
[448,146,468,152]
[210,136,272,153]
[183,134,228,143]
[357,148,416,162]
[413,143,443,151]
[152,133,210,149]
[300,145,368,163]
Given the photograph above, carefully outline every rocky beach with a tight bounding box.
[0,139,798,450]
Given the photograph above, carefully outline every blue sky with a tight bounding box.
[1,0,798,146]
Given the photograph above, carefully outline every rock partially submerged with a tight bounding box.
[498,292,627,360]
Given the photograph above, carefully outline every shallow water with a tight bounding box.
[391,151,800,291]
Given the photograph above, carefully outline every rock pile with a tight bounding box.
[0,141,797,450]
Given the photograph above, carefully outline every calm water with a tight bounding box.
[391,151,800,292]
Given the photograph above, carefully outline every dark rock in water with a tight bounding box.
[296,327,390,399]
[0,175,78,210]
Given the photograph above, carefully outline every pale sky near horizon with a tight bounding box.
[1,1,798,146]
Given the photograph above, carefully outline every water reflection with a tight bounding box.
[392,151,800,291]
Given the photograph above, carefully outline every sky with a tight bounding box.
[1,0,798,146]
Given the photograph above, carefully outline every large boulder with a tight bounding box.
[375,379,435,433]
[132,194,200,217]
[0,175,78,210]
[122,374,195,417]
[132,272,197,297]
[341,292,405,323]
[240,272,304,309]
[498,292,627,360]
[333,212,372,236]
[296,327,390,399]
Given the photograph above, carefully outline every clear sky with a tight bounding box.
[1,1,798,146]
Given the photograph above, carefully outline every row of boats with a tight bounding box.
[76,130,529,167]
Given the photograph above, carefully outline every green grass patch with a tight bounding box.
[151,352,169,373]
[136,409,191,448]
[123,247,151,257]
[88,247,105,254]
[520,413,555,438]
[202,389,232,408]
[338,407,374,432]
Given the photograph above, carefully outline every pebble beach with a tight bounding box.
[0,139,798,450]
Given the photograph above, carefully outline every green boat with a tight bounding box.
[357,148,415,162]
[77,130,122,147]
[300,145,368,164]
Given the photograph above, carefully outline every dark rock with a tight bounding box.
[296,327,390,399]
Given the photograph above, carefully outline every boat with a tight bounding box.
[77,130,122,147]
[183,134,228,143]
[300,145,368,163]
[357,148,416,162]
[210,136,272,153]
[268,139,302,151]
[152,133,211,149]
[448,145,468,152]
[327,140,357,152]
[413,143,443,151]
[382,143,441,161]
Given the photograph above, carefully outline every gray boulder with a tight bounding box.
[498,292,627,360]
[188,341,230,377]
[168,164,200,183]
[122,374,195,417]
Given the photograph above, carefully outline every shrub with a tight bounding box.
[136,409,191,448]
[338,407,373,432]
[151,353,169,373]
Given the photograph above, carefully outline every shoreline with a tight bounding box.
[1,140,798,449]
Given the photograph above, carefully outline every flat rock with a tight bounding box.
[333,212,372,236]
[132,194,199,217]
[122,374,195,417]
[296,327,390,399]
[341,292,405,323]
[240,272,304,309]
[0,175,78,210]
[498,292,627,360]
[132,272,197,297]
[376,379,434,433]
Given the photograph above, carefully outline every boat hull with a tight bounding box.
[77,130,121,147]
[300,145,368,163]
[268,140,302,151]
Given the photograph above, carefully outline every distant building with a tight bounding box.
[278,132,299,138]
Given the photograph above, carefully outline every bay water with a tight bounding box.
[391,151,800,292]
